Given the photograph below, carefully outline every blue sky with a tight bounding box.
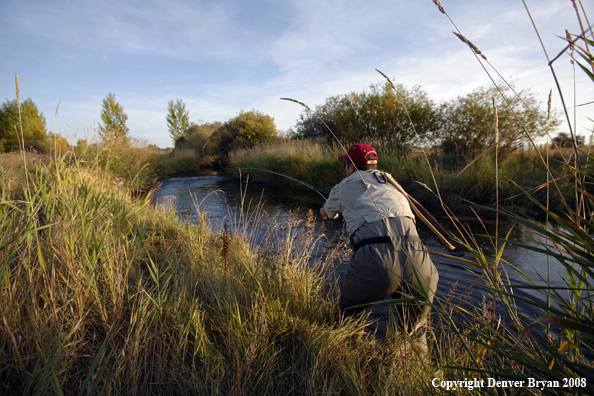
[1,0,592,148]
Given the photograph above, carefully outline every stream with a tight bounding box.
[153,170,569,337]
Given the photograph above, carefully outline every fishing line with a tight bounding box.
[219,161,329,201]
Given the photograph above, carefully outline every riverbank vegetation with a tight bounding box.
[228,139,580,213]
[173,75,583,214]
[221,67,579,213]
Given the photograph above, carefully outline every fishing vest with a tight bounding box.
[339,170,415,238]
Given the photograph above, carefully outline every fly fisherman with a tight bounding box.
[319,143,439,352]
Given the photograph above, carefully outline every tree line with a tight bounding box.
[166,99,278,162]
[0,92,279,160]
[291,81,564,167]
[0,80,577,166]
[82,93,278,156]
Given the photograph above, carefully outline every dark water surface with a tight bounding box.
[154,171,568,337]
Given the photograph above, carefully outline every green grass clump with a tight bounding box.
[0,151,48,195]
[72,138,163,190]
[70,138,203,191]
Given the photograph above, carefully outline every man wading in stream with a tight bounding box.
[319,143,439,352]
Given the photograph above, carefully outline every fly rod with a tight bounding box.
[230,161,461,255]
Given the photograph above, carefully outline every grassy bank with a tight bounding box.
[1,153,444,395]
[2,145,594,394]
[228,140,579,212]
[72,140,202,189]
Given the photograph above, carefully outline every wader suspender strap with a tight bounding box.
[352,235,422,252]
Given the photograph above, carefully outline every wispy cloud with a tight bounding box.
[4,0,241,60]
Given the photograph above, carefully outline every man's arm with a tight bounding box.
[320,184,341,219]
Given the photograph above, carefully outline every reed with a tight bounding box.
[0,151,47,195]
[229,140,345,192]
[424,1,594,392]
[72,136,163,190]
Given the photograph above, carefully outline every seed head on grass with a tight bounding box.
[375,69,397,91]
[15,74,20,108]
[453,31,487,60]
[432,0,446,14]
[547,89,552,121]
[280,97,312,111]
[565,29,574,51]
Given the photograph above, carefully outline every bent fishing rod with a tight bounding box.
[225,161,461,255]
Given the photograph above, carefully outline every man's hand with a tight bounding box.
[319,206,328,219]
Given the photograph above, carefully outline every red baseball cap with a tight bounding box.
[338,143,378,164]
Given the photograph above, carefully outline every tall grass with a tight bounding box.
[71,136,202,189]
[229,141,578,212]
[424,153,594,392]
[1,150,449,394]
[424,1,594,393]
[72,137,162,190]
[229,139,344,193]
[152,147,201,177]
[0,151,47,195]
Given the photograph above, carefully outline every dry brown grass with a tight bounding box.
[171,147,197,158]
[0,151,48,194]
[229,139,327,162]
